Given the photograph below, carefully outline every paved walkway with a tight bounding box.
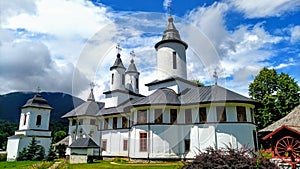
[48,162,61,169]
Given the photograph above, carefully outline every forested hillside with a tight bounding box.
[0,92,84,150]
[0,92,84,122]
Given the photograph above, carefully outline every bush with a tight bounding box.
[182,146,279,169]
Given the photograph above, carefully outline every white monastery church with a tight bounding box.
[62,16,259,162]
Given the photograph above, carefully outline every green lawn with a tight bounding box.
[0,161,53,169]
[68,160,184,169]
[0,160,184,169]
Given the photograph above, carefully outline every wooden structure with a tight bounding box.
[261,106,300,168]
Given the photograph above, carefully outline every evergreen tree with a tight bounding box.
[249,68,300,129]
[56,144,67,158]
[27,137,39,160]
[46,145,57,161]
[17,147,28,161]
[34,145,45,161]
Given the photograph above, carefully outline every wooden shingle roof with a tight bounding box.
[260,105,300,132]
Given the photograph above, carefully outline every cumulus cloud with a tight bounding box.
[183,2,286,95]
[0,0,111,98]
[163,0,172,11]
[227,0,300,18]
[1,0,297,100]
[0,35,88,95]
[290,25,300,43]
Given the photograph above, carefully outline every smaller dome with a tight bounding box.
[126,59,139,74]
[22,93,52,109]
[110,53,126,70]
[155,16,188,49]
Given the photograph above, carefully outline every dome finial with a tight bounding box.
[36,86,41,94]
[164,0,172,17]
[116,43,122,54]
[87,82,95,101]
[130,50,135,63]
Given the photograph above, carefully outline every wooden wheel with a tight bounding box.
[275,136,300,169]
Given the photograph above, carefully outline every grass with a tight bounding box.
[0,159,184,169]
[0,161,53,169]
[67,160,184,169]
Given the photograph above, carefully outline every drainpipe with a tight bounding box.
[127,113,131,161]
[147,109,150,163]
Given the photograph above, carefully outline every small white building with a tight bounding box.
[62,16,259,161]
[6,93,52,161]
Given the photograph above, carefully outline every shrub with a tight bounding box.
[182,146,279,169]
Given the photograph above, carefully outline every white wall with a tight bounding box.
[7,136,51,161]
[19,107,51,131]
[156,42,187,80]
[6,139,19,161]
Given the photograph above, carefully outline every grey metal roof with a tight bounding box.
[126,59,139,74]
[69,137,99,148]
[180,85,256,104]
[110,53,125,70]
[145,76,197,87]
[103,89,144,97]
[133,88,180,106]
[97,98,142,116]
[133,85,257,107]
[96,85,256,116]
[260,105,300,132]
[155,16,188,49]
[22,93,53,109]
[61,101,104,118]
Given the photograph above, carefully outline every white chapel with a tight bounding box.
[62,16,258,162]
[6,92,52,161]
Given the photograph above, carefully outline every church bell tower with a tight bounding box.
[155,16,188,80]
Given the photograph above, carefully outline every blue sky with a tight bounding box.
[0,0,299,100]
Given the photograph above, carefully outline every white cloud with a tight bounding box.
[163,0,172,10]
[269,62,296,70]
[1,0,295,101]
[0,36,88,95]
[227,0,300,18]
[184,2,285,95]
[0,0,111,98]
[290,25,300,43]
[4,0,110,38]
[0,0,37,24]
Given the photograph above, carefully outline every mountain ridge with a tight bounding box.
[0,92,84,123]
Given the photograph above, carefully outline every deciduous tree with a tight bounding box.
[249,68,300,129]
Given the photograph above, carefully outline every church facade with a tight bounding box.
[62,16,258,161]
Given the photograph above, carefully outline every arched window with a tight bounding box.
[24,114,27,125]
[36,115,42,126]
